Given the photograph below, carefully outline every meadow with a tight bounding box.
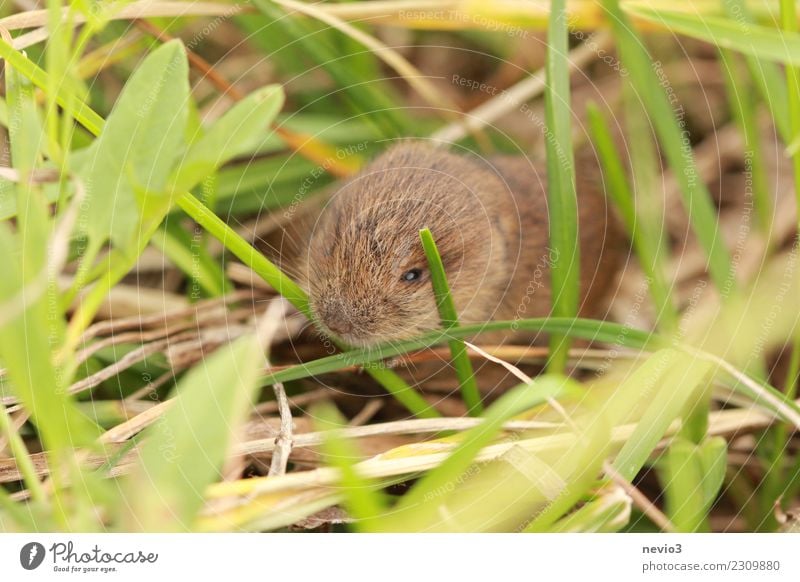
[0,0,799,533]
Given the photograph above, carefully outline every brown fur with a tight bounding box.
[303,142,623,347]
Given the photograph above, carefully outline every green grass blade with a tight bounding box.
[0,95,8,126]
[365,366,439,419]
[547,486,631,532]
[611,350,713,481]
[763,0,800,531]
[176,192,310,313]
[544,0,580,373]
[6,66,44,174]
[718,48,773,232]
[586,102,677,331]
[214,155,325,217]
[262,317,661,386]
[626,5,800,66]
[0,37,104,136]
[248,0,409,138]
[385,376,576,525]
[620,77,672,317]
[419,228,482,415]
[722,0,789,142]
[606,0,733,292]
[0,405,47,506]
[313,402,388,531]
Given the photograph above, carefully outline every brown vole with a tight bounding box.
[304,142,623,348]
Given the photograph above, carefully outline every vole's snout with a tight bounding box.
[312,295,376,346]
[317,301,354,336]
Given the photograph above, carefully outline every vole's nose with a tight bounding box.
[324,311,354,336]
[315,298,357,337]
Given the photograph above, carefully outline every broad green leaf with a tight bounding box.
[121,331,265,531]
[658,436,727,532]
[0,222,99,458]
[77,39,189,254]
[171,85,285,192]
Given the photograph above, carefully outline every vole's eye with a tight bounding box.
[401,268,423,282]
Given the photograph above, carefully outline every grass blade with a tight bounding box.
[611,350,713,481]
[626,5,800,66]
[272,0,458,115]
[261,318,662,387]
[544,0,580,372]
[313,402,388,531]
[0,36,104,135]
[0,406,47,506]
[248,0,408,138]
[718,48,773,231]
[606,0,733,292]
[547,486,631,532]
[383,376,578,530]
[419,228,481,415]
[763,0,800,531]
[586,102,677,331]
[720,0,791,144]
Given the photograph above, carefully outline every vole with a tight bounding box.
[304,142,623,348]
